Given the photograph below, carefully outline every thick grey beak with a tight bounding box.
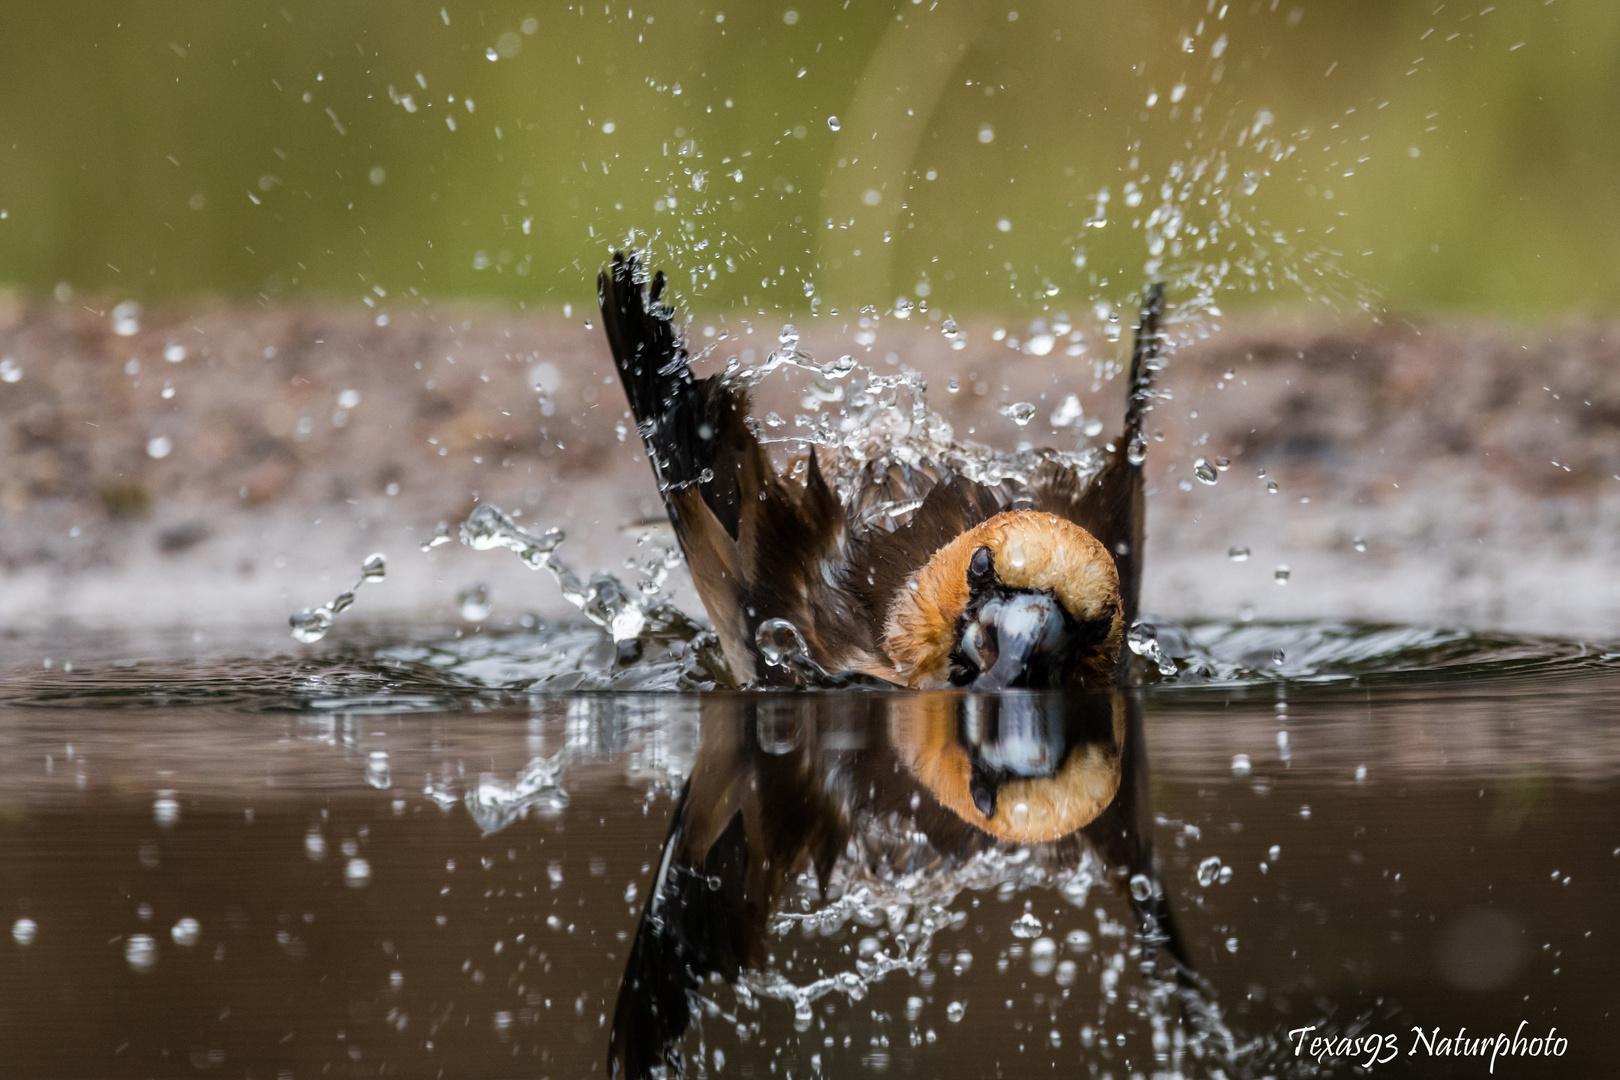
[969,592,1072,690]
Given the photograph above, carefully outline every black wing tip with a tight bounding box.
[601,248,666,300]
[1123,281,1166,445]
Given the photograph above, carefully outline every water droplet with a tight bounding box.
[1196,856,1224,887]
[778,324,799,350]
[946,1001,967,1022]
[756,619,816,676]
[153,791,180,827]
[345,857,372,888]
[1194,458,1218,485]
[304,829,326,860]
[977,124,994,144]
[11,918,37,947]
[1266,480,1279,494]
[1029,937,1057,976]
[1055,959,1077,986]
[827,115,840,131]
[1231,754,1251,776]
[1214,456,1231,471]
[999,401,1037,427]
[289,607,333,643]
[125,934,157,972]
[170,918,200,947]
[1048,393,1082,428]
[1274,565,1290,585]
[1353,536,1367,552]
[1225,936,1240,953]
[1082,417,1104,437]
[1010,912,1043,938]
[0,357,20,383]
[146,436,173,460]
[366,751,391,790]
[1128,874,1153,901]
[458,583,493,621]
[1025,332,1055,356]
[112,301,141,336]
[421,521,453,551]
[1228,546,1250,561]
[1355,764,1368,783]
[1299,805,1312,819]
[360,552,387,582]
[1126,620,1177,677]
[1065,929,1092,952]
[822,354,857,379]
[338,388,361,409]
[1126,431,1148,466]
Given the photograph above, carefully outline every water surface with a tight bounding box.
[2,622,1617,1078]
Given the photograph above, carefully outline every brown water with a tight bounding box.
[2,624,1618,1078]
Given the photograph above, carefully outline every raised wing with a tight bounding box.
[597,252,880,683]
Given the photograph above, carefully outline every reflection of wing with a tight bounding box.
[608,699,850,1079]
[1080,688,1195,985]
[608,779,754,1080]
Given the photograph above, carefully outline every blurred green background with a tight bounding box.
[0,0,1616,318]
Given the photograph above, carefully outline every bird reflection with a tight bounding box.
[608,689,1197,1079]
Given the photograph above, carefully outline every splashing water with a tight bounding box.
[725,333,1109,528]
[1128,620,1180,678]
[464,753,571,835]
[289,552,387,643]
[457,503,707,651]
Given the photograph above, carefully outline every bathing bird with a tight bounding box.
[597,251,1162,689]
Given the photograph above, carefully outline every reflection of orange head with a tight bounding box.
[882,511,1123,688]
[888,695,1125,843]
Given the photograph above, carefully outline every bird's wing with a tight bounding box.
[1030,282,1163,630]
[597,252,879,683]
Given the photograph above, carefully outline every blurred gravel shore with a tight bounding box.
[2,292,1618,640]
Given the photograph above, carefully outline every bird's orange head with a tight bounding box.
[882,510,1124,689]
